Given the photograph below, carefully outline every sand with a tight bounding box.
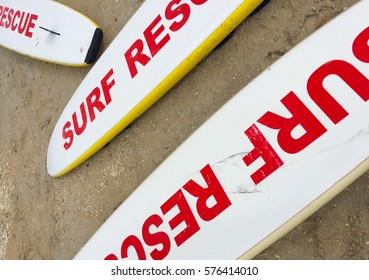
[0,0,368,259]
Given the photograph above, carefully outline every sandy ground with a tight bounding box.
[1,0,368,260]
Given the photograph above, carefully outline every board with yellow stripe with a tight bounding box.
[73,0,369,259]
[47,0,267,177]
[0,0,102,66]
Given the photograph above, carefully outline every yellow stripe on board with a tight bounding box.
[0,44,89,67]
[54,0,264,177]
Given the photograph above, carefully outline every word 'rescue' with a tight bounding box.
[0,5,38,38]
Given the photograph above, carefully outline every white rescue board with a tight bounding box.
[0,0,102,66]
[46,0,267,177]
[74,0,369,259]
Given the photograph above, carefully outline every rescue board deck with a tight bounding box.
[74,0,369,259]
[0,0,102,66]
[46,0,267,177]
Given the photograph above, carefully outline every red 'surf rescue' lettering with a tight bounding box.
[0,5,38,38]
[62,69,116,150]
[124,0,208,78]
[105,164,231,260]
[103,25,369,259]
[61,0,209,150]
[242,26,369,185]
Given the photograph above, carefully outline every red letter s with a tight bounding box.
[142,214,171,260]
[165,0,191,32]
[62,121,74,150]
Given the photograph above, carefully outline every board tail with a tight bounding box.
[85,28,103,64]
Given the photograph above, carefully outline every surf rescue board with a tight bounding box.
[0,0,102,66]
[47,0,268,177]
[74,0,369,259]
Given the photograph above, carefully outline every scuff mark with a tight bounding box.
[299,122,369,159]
[182,122,369,196]
[210,152,261,194]
[185,152,261,195]
[347,123,369,143]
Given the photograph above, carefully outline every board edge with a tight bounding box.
[238,157,369,260]
[51,0,265,177]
